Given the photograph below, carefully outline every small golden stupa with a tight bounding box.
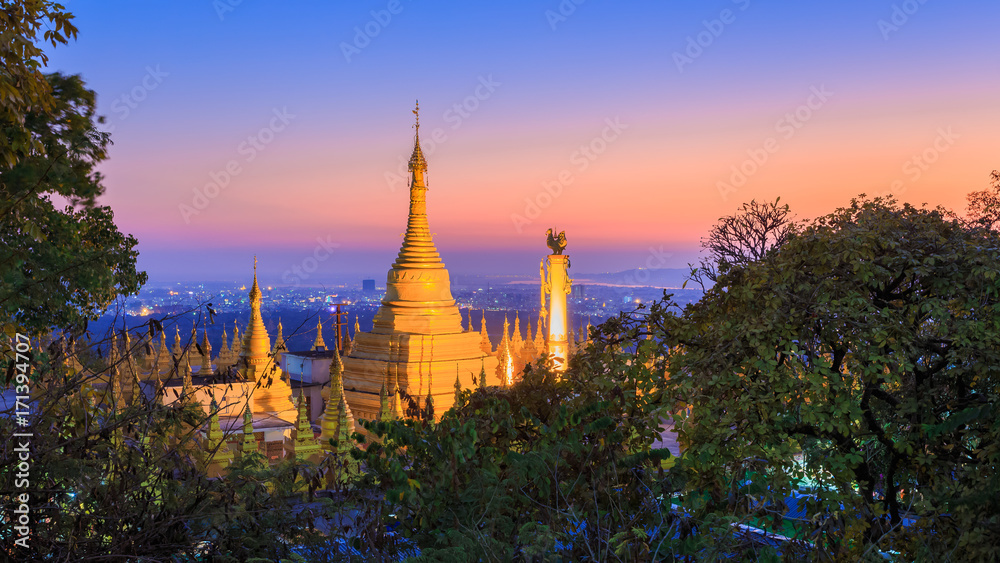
[239,257,297,422]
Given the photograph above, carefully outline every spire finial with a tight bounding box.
[408,102,427,177]
[249,256,261,302]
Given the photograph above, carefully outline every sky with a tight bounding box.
[44,0,1000,284]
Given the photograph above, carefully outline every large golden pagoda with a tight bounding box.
[343,103,498,423]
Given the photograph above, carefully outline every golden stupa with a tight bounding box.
[343,103,498,423]
[239,258,297,422]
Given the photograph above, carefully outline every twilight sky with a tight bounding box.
[46,1,1000,284]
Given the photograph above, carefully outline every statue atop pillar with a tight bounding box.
[545,228,567,255]
[542,230,572,372]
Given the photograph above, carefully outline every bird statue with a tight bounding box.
[546,228,568,255]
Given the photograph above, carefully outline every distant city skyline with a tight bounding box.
[44,1,1000,282]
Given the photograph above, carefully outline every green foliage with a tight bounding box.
[655,196,1000,560]
[0,0,78,168]
[0,330,394,561]
[359,354,680,561]
[1,72,145,336]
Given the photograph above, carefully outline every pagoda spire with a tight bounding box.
[190,322,199,365]
[391,364,403,418]
[205,397,235,477]
[534,312,546,354]
[320,341,354,451]
[231,320,242,359]
[217,326,231,371]
[273,318,288,361]
[377,362,397,422]
[370,103,466,335]
[335,396,356,456]
[200,326,213,376]
[237,407,260,459]
[424,354,434,420]
[392,100,442,270]
[512,313,524,358]
[240,257,272,367]
[155,329,169,376]
[181,351,193,399]
[172,326,182,361]
[409,100,427,185]
[312,317,326,351]
[322,341,344,402]
[479,311,493,354]
[496,314,512,387]
[341,324,353,356]
[501,314,511,351]
[378,376,391,422]
[233,262,297,423]
[288,393,321,462]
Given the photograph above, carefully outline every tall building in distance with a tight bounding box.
[341,103,499,422]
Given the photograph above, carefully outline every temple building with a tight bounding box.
[92,259,307,464]
[79,105,591,469]
[341,104,499,423]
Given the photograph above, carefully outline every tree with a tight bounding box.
[2,3,143,337]
[0,72,145,335]
[0,0,78,168]
[660,196,1000,560]
[0,319,382,561]
[965,169,1000,229]
[688,197,793,289]
[358,356,680,561]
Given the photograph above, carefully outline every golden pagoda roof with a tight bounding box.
[241,256,272,366]
[393,100,443,270]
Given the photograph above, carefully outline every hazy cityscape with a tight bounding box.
[104,269,704,353]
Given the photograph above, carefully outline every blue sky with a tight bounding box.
[45,0,1000,282]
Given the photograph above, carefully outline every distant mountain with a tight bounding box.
[572,268,694,288]
[451,268,697,289]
